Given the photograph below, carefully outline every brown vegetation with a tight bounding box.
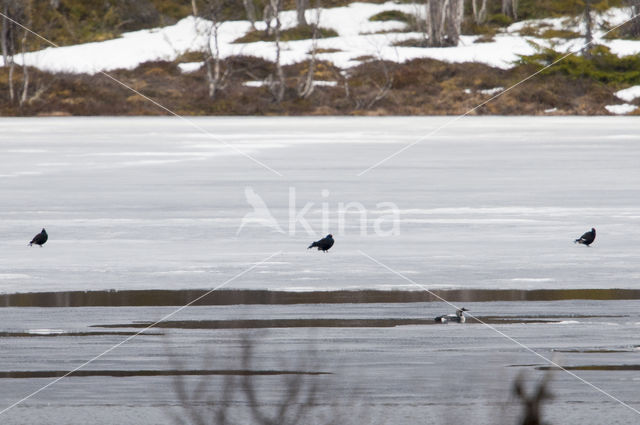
[0,53,627,116]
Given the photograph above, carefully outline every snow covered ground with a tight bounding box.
[2,116,640,294]
[4,3,640,73]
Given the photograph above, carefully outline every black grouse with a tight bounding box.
[574,228,596,246]
[308,234,334,252]
[29,228,48,247]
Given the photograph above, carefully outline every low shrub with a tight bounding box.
[541,29,582,39]
[518,45,640,84]
[487,13,513,27]
[233,25,338,43]
[369,10,413,23]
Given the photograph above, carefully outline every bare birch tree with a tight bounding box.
[471,0,488,24]
[242,0,258,30]
[267,0,285,102]
[513,372,553,425]
[296,0,309,27]
[19,0,31,106]
[297,1,321,98]
[624,0,640,37]
[1,0,31,105]
[423,0,464,47]
[582,0,593,57]
[263,1,274,36]
[446,0,464,45]
[191,0,229,99]
[502,0,518,20]
[1,0,17,102]
[170,335,327,425]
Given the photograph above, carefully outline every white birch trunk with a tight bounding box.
[502,0,518,20]
[298,3,320,98]
[269,0,285,102]
[424,0,463,47]
[296,0,309,27]
[242,0,257,29]
[472,0,487,24]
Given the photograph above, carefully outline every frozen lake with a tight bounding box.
[1,116,640,292]
[1,117,640,424]
[2,300,640,425]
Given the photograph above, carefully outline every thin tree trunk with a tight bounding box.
[205,20,222,98]
[19,0,30,106]
[19,25,28,105]
[630,0,640,37]
[426,0,448,46]
[263,2,274,36]
[296,0,309,27]
[425,0,463,47]
[445,0,463,46]
[423,0,431,46]
[242,0,257,29]
[502,0,517,19]
[583,0,593,58]
[298,1,320,98]
[472,0,488,24]
[272,0,284,102]
[437,0,449,44]
[1,5,8,67]
[8,57,14,101]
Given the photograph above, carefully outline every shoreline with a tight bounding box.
[3,288,640,307]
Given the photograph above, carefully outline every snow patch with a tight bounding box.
[244,81,265,87]
[313,80,338,87]
[615,85,640,102]
[244,80,336,87]
[479,87,504,95]
[605,104,638,115]
[178,61,203,73]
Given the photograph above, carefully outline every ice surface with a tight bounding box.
[2,300,640,424]
[2,117,640,294]
[2,115,640,425]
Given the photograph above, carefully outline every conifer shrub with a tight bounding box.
[518,45,640,84]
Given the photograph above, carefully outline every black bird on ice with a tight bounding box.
[308,234,334,252]
[574,228,596,246]
[29,228,48,247]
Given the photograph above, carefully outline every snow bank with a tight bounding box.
[615,85,640,102]
[605,103,638,114]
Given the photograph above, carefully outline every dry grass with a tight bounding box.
[0,54,627,116]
